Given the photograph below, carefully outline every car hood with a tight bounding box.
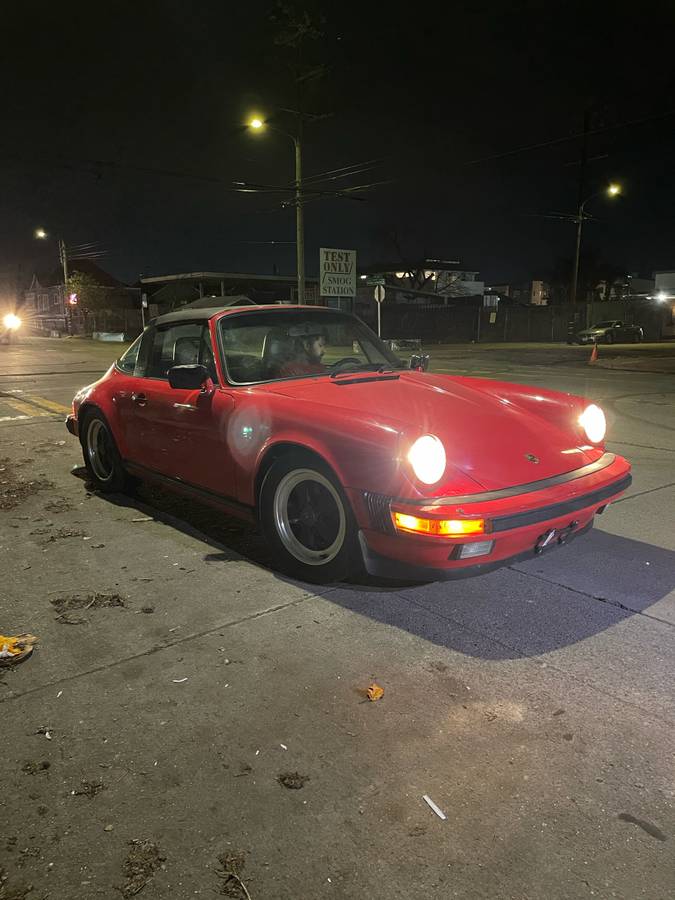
[264,372,593,491]
[578,328,604,335]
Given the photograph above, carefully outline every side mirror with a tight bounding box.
[168,364,210,390]
[409,354,430,372]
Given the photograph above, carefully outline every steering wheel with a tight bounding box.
[329,357,362,373]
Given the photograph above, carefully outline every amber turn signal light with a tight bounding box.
[393,512,485,537]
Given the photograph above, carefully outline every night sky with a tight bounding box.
[3,1,675,287]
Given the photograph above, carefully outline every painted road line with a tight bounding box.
[21,395,71,415]
[1,398,51,418]
[0,392,70,416]
[0,415,32,423]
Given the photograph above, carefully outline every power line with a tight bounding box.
[464,109,675,166]
[301,158,383,186]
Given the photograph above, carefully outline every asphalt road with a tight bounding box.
[1,337,674,899]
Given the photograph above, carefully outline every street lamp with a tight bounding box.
[248,115,305,305]
[35,228,72,333]
[570,183,622,304]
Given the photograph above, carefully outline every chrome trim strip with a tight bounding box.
[490,473,631,532]
[394,452,617,508]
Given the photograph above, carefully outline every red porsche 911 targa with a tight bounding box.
[66,305,631,583]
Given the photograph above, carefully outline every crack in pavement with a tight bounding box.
[612,481,675,503]
[0,593,321,704]
[394,588,675,729]
[609,440,675,453]
[506,566,675,629]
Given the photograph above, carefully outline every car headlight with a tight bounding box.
[407,434,446,484]
[2,313,21,330]
[579,404,606,443]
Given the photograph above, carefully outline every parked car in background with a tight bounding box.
[571,320,643,345]
[67,305,631,584]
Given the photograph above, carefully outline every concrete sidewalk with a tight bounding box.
[1,403,674,899]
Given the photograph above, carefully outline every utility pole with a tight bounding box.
[294,115,305,305]
[570,110,590,305]
[58,238,72,335]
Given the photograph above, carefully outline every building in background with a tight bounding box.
[140,271,320,313]
[487,280,550,305]
[0,264,22,316]
[23,260,138,333]
[359,260,484,305]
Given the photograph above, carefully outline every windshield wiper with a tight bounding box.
[330,363,399,379]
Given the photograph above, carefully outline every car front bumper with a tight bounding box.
[66,414,78,437]
[351,452,631,582]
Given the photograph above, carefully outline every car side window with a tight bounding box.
[116,334,143,374]
[145,322,206,380]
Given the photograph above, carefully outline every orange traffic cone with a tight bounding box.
[588,342,598,364]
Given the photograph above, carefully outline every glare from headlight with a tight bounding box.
[407,434,446,484]
[579,404,606,443]
[3,313,21,330]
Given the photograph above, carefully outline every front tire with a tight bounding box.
[80,410,132,493]
[259,455,361,583]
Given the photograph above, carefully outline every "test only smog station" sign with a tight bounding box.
[319,248,357,297]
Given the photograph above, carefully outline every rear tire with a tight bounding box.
[80,410,132,493]
[259,454,361,583]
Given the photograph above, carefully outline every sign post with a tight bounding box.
[319,248,357,300]
[374,284,385,337]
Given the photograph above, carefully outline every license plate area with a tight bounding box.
[534,519,579,555]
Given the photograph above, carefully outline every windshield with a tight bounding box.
[219,309,403,384]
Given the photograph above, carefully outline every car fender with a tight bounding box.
[75,368,127,451]
[236,398,404,510]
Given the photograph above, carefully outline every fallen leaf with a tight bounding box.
[366,682,384,702]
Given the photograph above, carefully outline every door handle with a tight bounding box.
[131,393,148,406]
[172,402,196,410]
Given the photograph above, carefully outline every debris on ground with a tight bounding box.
[54,613,87,626]
[366,682,384,702]
[50,592,126,616]
[618,813,666,841]
[44,497,74,513]
[72,779,107,799]
[422,794,447,820]
[141,607,155,614]
[21,760,50,775]
[277,771,310,790]
[429,661,449,673]
[0,633,37,667]
[34,726,53,740]
[0,458,54,510]
[117,839,164,898]
[0,864,35,900]
[47,527,87,542]
[215,850,252,899]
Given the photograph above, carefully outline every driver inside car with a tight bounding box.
[278,325,328,377]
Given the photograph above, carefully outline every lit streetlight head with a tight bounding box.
[607,183,621,196]
[249,117,264,130]
[35,228,47,239]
